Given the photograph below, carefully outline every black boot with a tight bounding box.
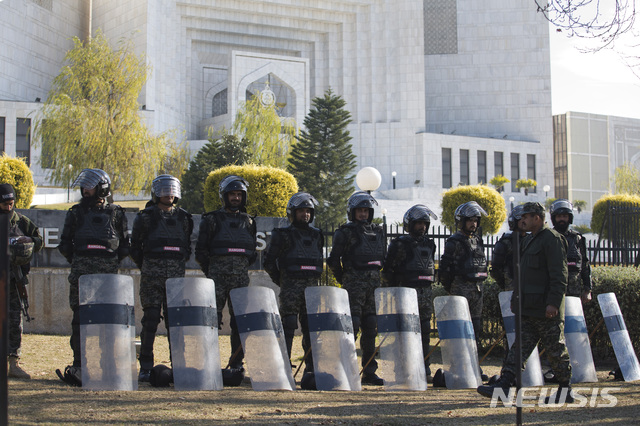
[544,384,574,404]
[477,372,514,398]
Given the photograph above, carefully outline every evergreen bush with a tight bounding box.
[203,165,297,217]
[0,154,35,208]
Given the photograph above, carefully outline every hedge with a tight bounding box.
[440,184,507,235]
[590,193,640,239]
[0,154,35,208]
[203,164,298,217]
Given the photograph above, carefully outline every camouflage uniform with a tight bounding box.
[382,233,436,372]
[440,230,487,343]
[58,201,129,367]
[264,224,323,373]
[130,204,193,370]
[328,222,385,376]
[501,225,571,385]
[195,208,256,368]
[8,210,44,357]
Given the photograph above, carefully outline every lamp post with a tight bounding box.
[509,196,515,212]
[392,171,397,190]
[67,164,73,203]
[355,167,382,194]
[543,184,550,199]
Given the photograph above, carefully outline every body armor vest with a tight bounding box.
[279,225,323,276]
[74,206,120,257]
[495,232,514,278]
[207,211,256,258]
[564,231,583,273]
[343,223,385,270]
[450,232,488,282]
[397,235,435,287]
[143,207,190,259]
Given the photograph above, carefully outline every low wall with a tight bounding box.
[23,268,280,336]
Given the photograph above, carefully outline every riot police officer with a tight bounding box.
[131,175,193,382]
[328,191,386,386]
[195,175,257,372]
[57,169,129,385]
[0,183,43,379]
[264,192,323,388]
[440,201,488,348]
[550,199,592,303]
[490,204,525,291]
[382,204,438,382]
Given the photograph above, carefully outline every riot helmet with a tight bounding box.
[347,191,378,223]
[219,175,248,211]
[403,204,438,234]
[73,168,111,199]
[508,204,525,232]
[152,174,181,204]
[550,199,573,227]
[286,192,319,224]
[454,201,488,229]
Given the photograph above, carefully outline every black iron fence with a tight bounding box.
[588,201,640,267]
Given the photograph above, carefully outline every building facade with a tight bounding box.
[1,0,553,209]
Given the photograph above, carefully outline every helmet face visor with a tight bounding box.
[73,169,111,198]
[403,204,438,230]
[152,175,181,199]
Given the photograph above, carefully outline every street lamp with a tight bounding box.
[391,171,397,190]
[67,164,73,203]
[356,167,382,194]
[509,196,515,212]
[543,184,550,199]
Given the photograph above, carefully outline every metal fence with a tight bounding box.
[588,201,640,266]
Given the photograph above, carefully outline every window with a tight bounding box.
[553,115,568,199]
[527,154,537,193]
[0,117,5,153]
[442,148,452,188]
[494,151,503,177]
[212,89,227,117]
[477,150,486,184]
[511,153,520,192]
[16,118,30,166]
[460,149,469,185]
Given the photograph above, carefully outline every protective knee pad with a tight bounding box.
[351,315,361,334]
[282,314,299,332]
[142,307,162,334]
[472,317,482,341]
[361,314,377,337]
[217,312,224,330]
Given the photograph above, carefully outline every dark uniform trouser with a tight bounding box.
[501,315,572,385]
[9,281,23,357]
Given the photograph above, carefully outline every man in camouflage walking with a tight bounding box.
[0,183,43,379]
[478,202,573,404]
[196,175,256,375]
[264,192,323,389]
[131,175,193,382]
[328,191,386,386]
[57,169,129,386]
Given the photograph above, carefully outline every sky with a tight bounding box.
[549,24,640,119]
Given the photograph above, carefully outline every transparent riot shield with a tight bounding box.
[433,295,482,389]
[166,277,222,390]
[564,296,597,383]
[305,286,361,391]
[375,287,426,391]
[79,274,137,390]
[230,286,296,391]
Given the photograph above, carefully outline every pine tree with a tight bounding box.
[180,134,252,213]
[288,89,356,227]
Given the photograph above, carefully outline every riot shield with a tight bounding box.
[230,286,296,391]
[374,287,426,391]
[498,291,544,387]
[598,292,640,382]
[564,296,597,383]
[433,295,482,389]
[166,277,222,390]
[305,286,361,391]
[79,274,137,391]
